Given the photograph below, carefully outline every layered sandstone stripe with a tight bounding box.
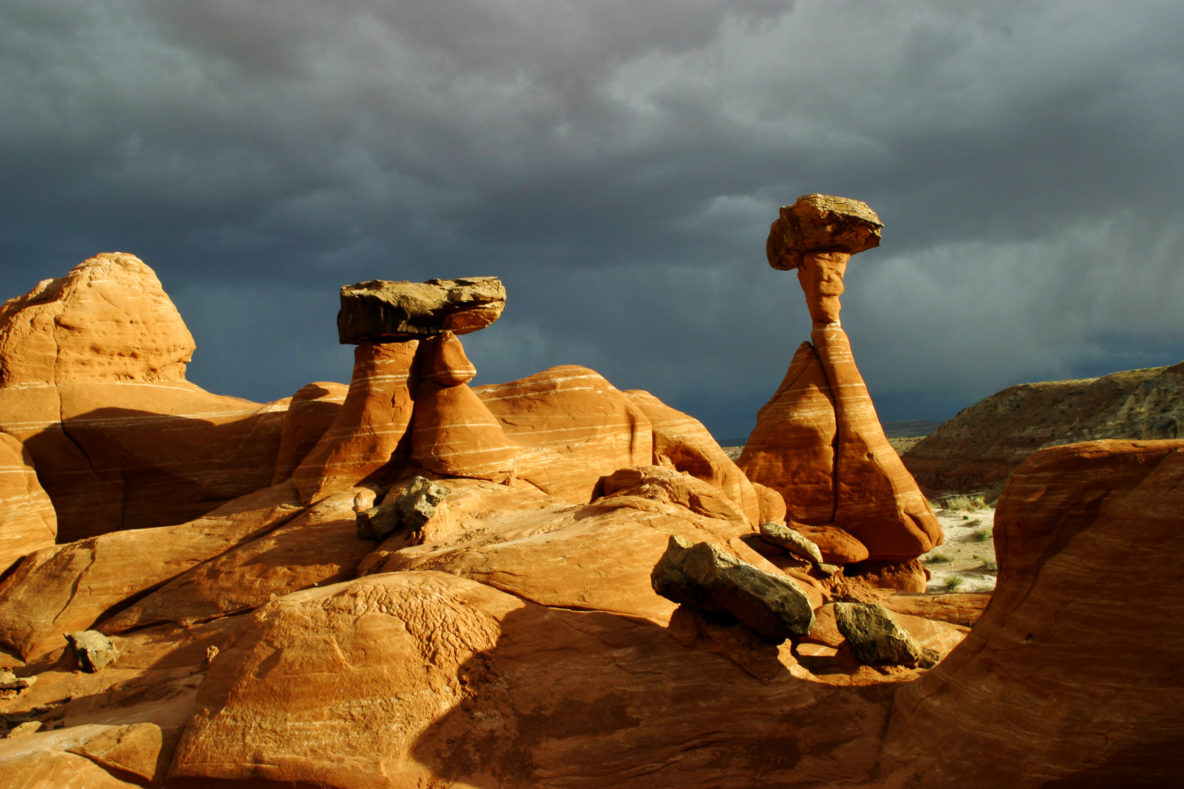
[476,366,653,502]
[292,342,418,503]
[409,333,516,481]
[0,432,56,573]
[813,326,941,559]
[738,342,836,524]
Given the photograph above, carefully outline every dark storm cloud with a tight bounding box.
[2,0,1182,439]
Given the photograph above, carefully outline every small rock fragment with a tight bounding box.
[759,521,825,567]
[357,476,451,540]
[651,535,814,643]
[356,502,400,541]
[65,629,119,672]
[0,668,35,692]
[6,720,42,738]
[833,601,935,668]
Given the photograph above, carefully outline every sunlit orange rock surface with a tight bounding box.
[0,253,291,541]
[0,432,56,573]
[1,248,1180,788]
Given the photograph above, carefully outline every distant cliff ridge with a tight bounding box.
[903,363,1184,498]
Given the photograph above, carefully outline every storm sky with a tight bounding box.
[3,0,1182,439]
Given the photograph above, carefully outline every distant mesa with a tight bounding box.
[904,362,1184,500]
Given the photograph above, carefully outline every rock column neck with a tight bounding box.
[796,251,849,328]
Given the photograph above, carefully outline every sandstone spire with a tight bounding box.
[740,195,941,577]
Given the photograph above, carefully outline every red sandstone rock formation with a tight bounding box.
[0,483,300,660]
[475,366,654,502]
[0,432,56,573]
[0,254,291,540]
[879,439,1184,785]
[270,381,348,483]
[409,332,517,482]
[739,196,941,566]
[3,251,1179,787]
[627,390,761,524]
[294,280,516,502]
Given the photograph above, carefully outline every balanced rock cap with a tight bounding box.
[766,194,883,271]
[338,277,506,344]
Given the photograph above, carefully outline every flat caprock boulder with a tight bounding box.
[337,277,506,343]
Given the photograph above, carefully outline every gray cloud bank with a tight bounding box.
[3,0,1182,439]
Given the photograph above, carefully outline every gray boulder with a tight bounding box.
[759,521,824,568]
[65,630,118,672]
[833,601,936,668]
[357,476,451,541]
[651,535,814,643]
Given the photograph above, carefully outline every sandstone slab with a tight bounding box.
[0,483,300,660]
[100,490,371,633]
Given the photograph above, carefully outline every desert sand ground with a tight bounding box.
[922,497,996,594]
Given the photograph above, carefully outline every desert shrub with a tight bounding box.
[944,575,964,591]
[924,553,951,564]
[974,527,993,542]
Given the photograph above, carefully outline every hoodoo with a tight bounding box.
[293,277,516,502]
[739,195,942,587]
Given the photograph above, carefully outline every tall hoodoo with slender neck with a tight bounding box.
[739,194,942,586]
